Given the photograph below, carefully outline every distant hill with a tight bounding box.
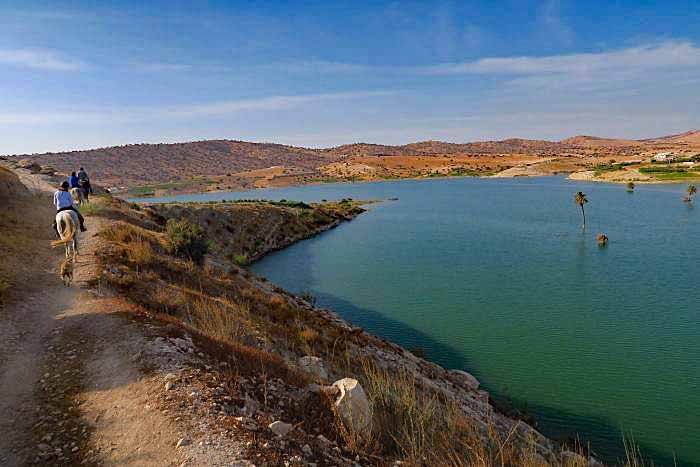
[13,129,699,190]
[14,137,568,187]
[560,135,642,148]
[642,130,700,144]
[19,140,333,186]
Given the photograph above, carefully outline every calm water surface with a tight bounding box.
[136,177,700,465]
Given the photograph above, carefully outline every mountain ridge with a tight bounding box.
[11,129,699,192]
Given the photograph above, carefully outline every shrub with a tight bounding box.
[165,218,209,264]
[127,238,155,267]
[233,254,248,265]
[101,223,140,243]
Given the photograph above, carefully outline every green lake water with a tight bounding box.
[136,176,700,465]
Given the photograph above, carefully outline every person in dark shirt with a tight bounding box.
[69,172,80,189]
[77,167,92,195]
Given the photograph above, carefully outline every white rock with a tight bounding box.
[176,438,191,448]
[332,378,371,433]
[299,356,328,380]
[302,444,312,455]
[165,381,174,391]
[268,420,293,437]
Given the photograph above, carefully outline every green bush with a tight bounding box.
[165,218,209,264]
[639,166,687,174]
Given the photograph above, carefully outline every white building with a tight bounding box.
[652,152,675,162]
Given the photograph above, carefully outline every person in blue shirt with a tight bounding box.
[52,181,87,237]
[69,171,80,189]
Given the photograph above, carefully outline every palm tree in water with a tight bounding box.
[575,191,588,230]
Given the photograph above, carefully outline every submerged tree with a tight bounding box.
[627,181,635,192]
[575,191,588,229]
[687,184,697,202]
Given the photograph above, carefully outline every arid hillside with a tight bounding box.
[10,130,700,194]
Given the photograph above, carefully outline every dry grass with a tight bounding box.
[0,168,55,302]
[183,295,250,343]
[357,361,653,467]
[126,237,155,267]
[92,195,662,467]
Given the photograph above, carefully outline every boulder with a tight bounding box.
[18,159,41,173]
[39,166,57,176]
[268,420,293,437]
[332,378,371,433]
[449,369,480,390]
[299,356,328,381]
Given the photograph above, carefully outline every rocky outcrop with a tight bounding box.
[332,378,371,433]
[298,356,328,381]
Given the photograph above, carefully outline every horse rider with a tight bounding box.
[53,181,87,237]
[77,167,92,194]
[69,171,81,189]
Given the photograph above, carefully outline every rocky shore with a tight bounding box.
[85,192,607,465]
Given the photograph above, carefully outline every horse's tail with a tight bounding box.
[51,217,76,247]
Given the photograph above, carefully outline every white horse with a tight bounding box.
[52,210,80,258]
[70,187,85,207]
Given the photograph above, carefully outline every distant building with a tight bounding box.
[653,152,675,162]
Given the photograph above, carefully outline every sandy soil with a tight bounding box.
[0,167,252,466]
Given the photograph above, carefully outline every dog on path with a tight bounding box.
[60,258,74,286]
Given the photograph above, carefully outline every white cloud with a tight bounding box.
[0,111,93,125]
[128,62,194,73]
[263,60,372,74]
[0,91,395,125]
[421,41,700,78]
[164,91,392,117]
[0,48,84,71]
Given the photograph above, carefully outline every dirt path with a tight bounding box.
[0,169,249,466]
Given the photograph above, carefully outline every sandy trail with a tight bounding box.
[0,170,187,466]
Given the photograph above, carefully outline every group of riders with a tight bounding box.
[52,167,92,236]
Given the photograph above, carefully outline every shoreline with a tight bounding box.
[126,170,699,204]
[96,193,583,464]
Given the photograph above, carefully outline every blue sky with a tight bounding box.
[1,0,700,154]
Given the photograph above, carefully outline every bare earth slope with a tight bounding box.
[9,129,700,194]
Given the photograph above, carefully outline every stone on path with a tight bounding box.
[268,421,293,437]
